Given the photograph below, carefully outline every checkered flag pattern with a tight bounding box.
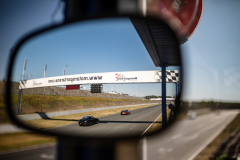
[154,70,179,83]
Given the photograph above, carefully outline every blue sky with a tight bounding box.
[0,0,240,102]
[181,0,240,102]
[12,17,178,97]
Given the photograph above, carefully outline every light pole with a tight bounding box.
[44,63,47,92]
[22,58,27,80]
[44,63,47,78]
[65,64,68,75]
[121,84,123,94]
[63,65,68,89]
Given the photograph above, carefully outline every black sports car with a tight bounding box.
[79,116,99,126]
[121,110,130,115]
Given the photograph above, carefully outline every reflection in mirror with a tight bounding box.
[11,17,181,138]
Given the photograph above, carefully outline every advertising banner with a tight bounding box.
[19,70,178,89]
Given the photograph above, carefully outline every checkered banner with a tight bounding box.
[155,70,179,83]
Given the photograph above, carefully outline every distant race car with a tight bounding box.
[121,110,130,115]
[188,112,197,119]
[79,116,99,126]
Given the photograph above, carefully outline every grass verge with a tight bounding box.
[0,96,11,124]
[10,94,148,115]
[0,132,56,152]
[193,113,240,160]
[144,108,172,135]
[0,94,149,124]
[174,112,188,121]
[23,104,156,130]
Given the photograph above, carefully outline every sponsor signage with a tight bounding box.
[66,85,80,90]
[33,81,42,86]
[19,70,178,89]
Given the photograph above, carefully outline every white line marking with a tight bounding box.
[188,133,199,140]
[40,154,54,159]
[115,124,123,129]
[158,147,165,152]
[141,113,162,136]
[171,134,182,140]
[130,125,137,129]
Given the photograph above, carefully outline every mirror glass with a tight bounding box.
[10,17,181,138]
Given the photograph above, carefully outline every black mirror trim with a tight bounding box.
[5,14,183,141]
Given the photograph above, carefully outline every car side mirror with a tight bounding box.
[5,15,183,140]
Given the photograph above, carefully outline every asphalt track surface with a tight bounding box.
[146,110,239,160]
[48,104,162,138]
[1,110,239,160]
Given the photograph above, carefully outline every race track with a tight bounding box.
[49,104,162,138]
